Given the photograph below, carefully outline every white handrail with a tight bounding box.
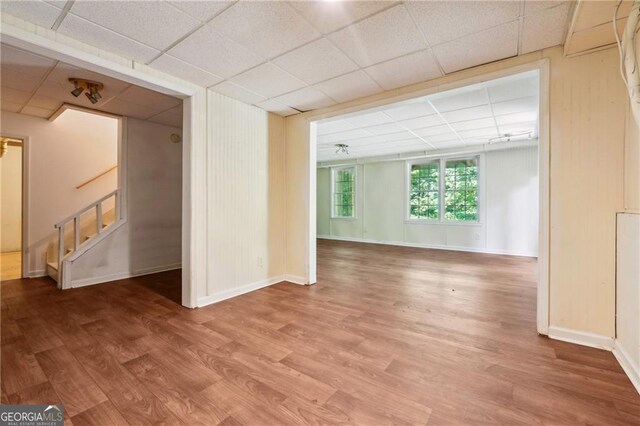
[54,189,119,229]
[53,189,120,288]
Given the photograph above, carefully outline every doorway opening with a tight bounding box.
[0,136,24,281]
[308,62,549,334]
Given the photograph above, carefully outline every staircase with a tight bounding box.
[46,189,122,288]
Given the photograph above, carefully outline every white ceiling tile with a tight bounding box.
[345,111,393,128]
[317,119,357,135]
[255,99,298,117]
[0,87,32,105]
[521,3,572,54]
[328,5,426,67]
[318,129,371,144]
[382,131,421,143]
[524,1,569,15]
[441,105,493,123]
[27,94,62,110]
[168,1,233,22]
[362,122,406,135]
[273,38,358,84]
[383,101,436,121]
[498,121,538,135]
[492,97,538,115]
[21,105,54,118]
[487,72,539,103]
[147,105,183,128]
[1,100,23,113]
[406,1,519,46]
[414,124,454,137]
[398,114,444,130]
[425,132,462,144]
[57,14,161,63]
[231,63,306,98]
[68,1,200,50]
[210,2,320,59]
[149,54,223,88]
[314,70,382,104]
[272,86,335,111]
[0,45,57,80]
[1,0,62,28]
[116,85,182,111]
[365,49,442,90]
[99,98,158,119]
[429,87,489,112]
[450,118,496,132]
[210,81,267,105]
[350,134,391,145]
[1,68,44,93]
[495,111,538,126]
[289,1,396,34]
[456,127,499,140]
[167,24,264,78]
[432,21,519,74]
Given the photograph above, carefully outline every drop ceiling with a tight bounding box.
[0,44,183,127]
[1,1,573,116]
[316,70,539,162]
[564,0,631,56]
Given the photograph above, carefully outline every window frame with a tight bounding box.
[330,165,357,220]
[405,154,483,226]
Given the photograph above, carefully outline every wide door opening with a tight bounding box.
[312,68,544,331]
[0,137,24,281]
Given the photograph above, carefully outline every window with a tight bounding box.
[332,166,355,218]
[409,162,439,220]
[408,156,479,222]
[444,158,478,221]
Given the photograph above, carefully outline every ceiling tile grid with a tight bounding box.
[316,70,539,162]
[0,44,183,127]
[1,1,572,117]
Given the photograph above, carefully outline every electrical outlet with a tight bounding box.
[257,256,263,268]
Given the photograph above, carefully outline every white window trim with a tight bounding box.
[405,154,483,226]
[331,165,357,220]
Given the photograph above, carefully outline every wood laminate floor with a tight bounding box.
[1,251,21,281]
[1,240,639,425]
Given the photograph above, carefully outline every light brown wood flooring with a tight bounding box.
[1,239,639,424]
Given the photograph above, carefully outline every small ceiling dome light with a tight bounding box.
[335,143,349,154]
[69,78,104,104]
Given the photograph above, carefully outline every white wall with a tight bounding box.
[70,117,182,285]
[317,145,539,256]
[0,110,117,274]
[0,143,22,252]
[198,91,286,305]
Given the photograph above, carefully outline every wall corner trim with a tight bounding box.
[197,274,306,307]
[613,341,640,395]
[548,326,614,350]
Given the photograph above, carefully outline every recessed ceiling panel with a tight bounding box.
[314,70,382,104]
[316,70,539,160]
[365,49,443,91]
[231,63,307,99]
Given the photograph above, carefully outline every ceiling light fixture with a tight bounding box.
[488,131,533,144]
[335,143,349,154]
[69,78,104,104]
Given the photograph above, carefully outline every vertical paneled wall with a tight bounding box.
[316,146,539,256]
[547,47,626,338]
[204,91,285,304]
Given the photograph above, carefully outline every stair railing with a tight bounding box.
[54,189,120,285]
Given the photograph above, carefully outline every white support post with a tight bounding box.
[73,216,79,251]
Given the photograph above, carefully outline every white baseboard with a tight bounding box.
[29,269,46,278]
[69,263,181,288]
[613,341,640,395]
[197,275,292,307]
[282,274,308,285]
[317,235,537,257]
[548,326,614,350]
